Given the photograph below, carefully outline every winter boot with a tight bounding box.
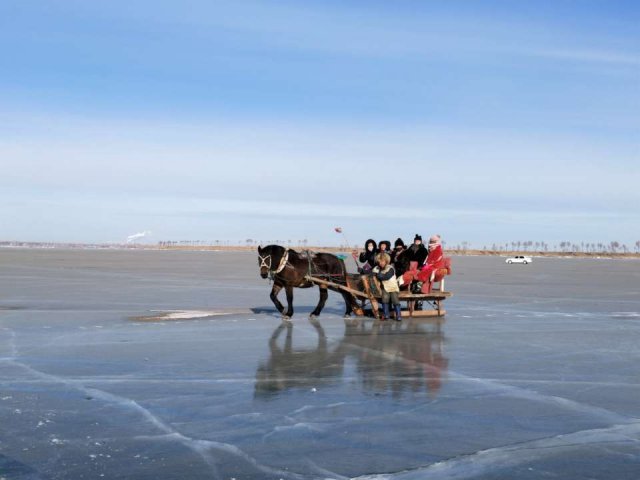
[394,304,402,321]
[381,303,390,321]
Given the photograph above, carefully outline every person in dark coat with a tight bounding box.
[354,238,377,273]
[390,238,409,276]
[400,235,428,308]
[390,238,406,263]
[404,234,428,266]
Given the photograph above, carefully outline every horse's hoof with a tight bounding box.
[281,315,291,321]
[309,314,317,320]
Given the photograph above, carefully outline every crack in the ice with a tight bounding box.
[135,433,306,479]
[0,328,18,359]
[351,422,640,479]
[2,359,305,480]
[302,457,349,480]
[454,373,635,425]
[338,333,636,426]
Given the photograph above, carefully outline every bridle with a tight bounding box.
[259,249,290,280]
[259,254,272,270]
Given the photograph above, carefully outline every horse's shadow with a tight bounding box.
[254,319,449,399]
[251,305,347,317]
[251,307,279,315]
[254,320,342,396]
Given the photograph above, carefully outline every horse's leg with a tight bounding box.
[270,283,285,315]
[284,285,294,318]
[311,286,328,317]
[340,291,355,318]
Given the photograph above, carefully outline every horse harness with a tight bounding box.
[260,248,346,283]
[302,250,346,281]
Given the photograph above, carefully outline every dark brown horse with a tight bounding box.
[257,245,357,319]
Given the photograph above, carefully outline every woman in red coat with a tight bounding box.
[416,235,445,283]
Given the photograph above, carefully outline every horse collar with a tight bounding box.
[275,249,289,274]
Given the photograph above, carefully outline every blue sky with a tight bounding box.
[1,1,638,247]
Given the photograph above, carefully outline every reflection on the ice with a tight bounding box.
[255,319,448,399]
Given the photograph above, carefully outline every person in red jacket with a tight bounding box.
[416,235,445,284]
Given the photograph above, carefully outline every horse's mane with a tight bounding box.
[263,245,302,255]
[261,244,285,252]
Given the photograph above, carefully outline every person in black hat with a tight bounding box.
[401,235,429,309]
[390,238,409,276]
[404,234,428,266]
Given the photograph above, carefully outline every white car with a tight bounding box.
[505,255,532,264]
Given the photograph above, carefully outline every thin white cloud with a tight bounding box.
[149,198,640,224]
[1,111,638,214]
[30,1,639,68]
[525,48,640,67]
[2,188,639,245]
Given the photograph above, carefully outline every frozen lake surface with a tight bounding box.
[1,249,640,479]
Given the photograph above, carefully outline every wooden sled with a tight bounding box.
[305,273,452,319]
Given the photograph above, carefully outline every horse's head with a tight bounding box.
[257,245,286,279]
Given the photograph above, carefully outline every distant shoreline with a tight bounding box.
[1,242,639,259]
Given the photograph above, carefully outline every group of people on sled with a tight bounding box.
[352,234,447,320]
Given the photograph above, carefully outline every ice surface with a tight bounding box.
[1,249,639,479]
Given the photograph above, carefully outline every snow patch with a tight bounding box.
[611,312,640,319]
[130,309,253,322]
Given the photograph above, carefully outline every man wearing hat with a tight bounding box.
[390,238,409,276]
[404,234,428,266]
[390,238,405,256]
[398,235,429,300]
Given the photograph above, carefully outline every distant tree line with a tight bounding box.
[1,240,638,253]
[447,240,640,254]
[157,239,310,247]
[153,239,640,254]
